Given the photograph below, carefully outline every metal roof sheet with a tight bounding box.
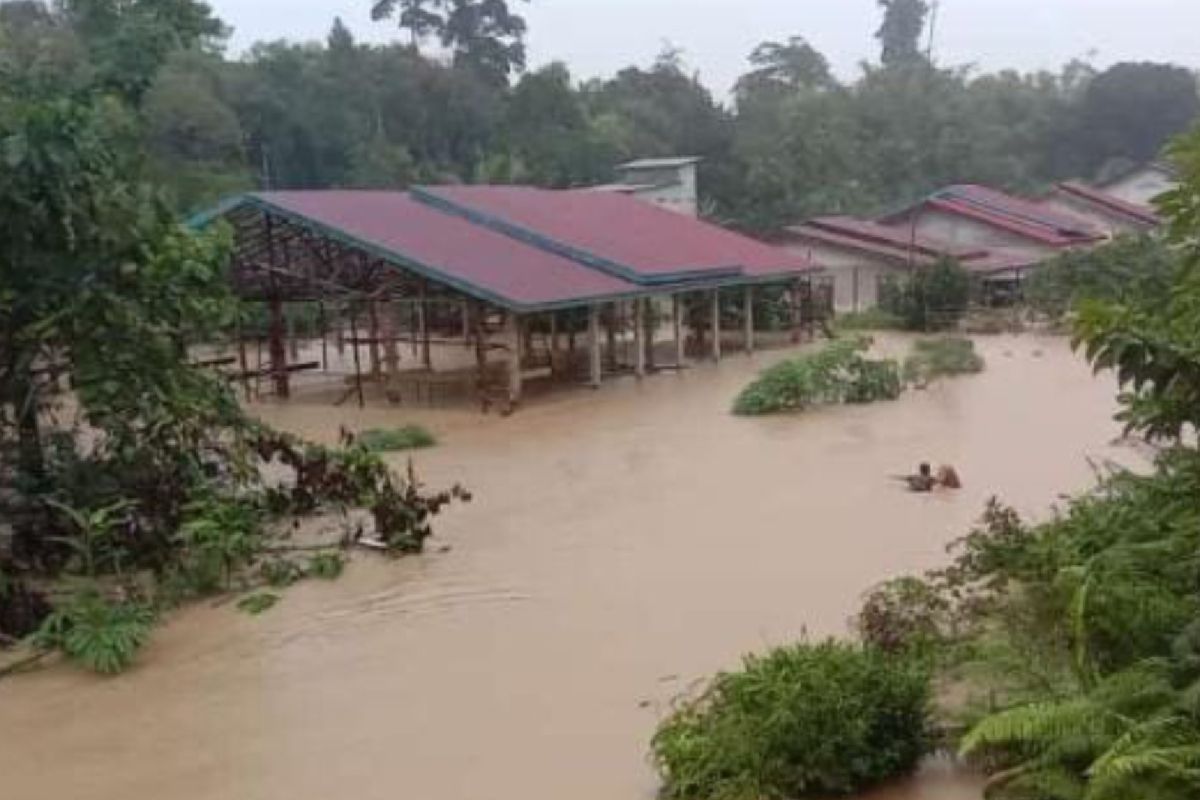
[243,191,638,309]
[926,185,1105,247]
[1055,182,1161,226]
[413,185,813,284]
[617,157,702,170]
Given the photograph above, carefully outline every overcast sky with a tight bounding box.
[207,0,1198,97]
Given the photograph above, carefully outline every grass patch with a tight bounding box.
[903,336,985,386]
[652,640,931,799]
[733,337,902,416]
[834,308,905,332]
[356,425,437,452]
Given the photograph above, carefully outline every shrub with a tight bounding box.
[356,425,437,453]
[835,308,905,332]
[33,591,156,675]
[880,258,973,331]
[652,641,931,799]
[1025,235,1177,321]
[733,337,902,416]
[903,337,985,385]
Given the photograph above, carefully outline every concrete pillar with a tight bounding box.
[711,289,722,362]
[461,301,471,343]
[588,304,602,388]
[744,286,755,355]
[633,299,646,379]
[673,295,685,367]
[506,312,522,404]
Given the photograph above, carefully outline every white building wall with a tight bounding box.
[906,210,1055,264]
[1103,168,1176,206]
[1040,194,1133,237]
[784,241,899,313]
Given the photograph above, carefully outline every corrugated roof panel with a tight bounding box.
[935,185,1105,245]
[1056,182,1160,226]
[414,185,812,282]
[248,191,638,308]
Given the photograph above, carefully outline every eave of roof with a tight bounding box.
[922,185,1105,247]
[617,156,702,170]
[1055,181,1161,226]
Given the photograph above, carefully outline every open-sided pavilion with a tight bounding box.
[196,185,826,410]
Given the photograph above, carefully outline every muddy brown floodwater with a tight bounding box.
[0,335,1140,800]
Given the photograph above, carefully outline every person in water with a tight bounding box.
[897,463,962,492]
[904,463,936,492]
[936,465,963,489]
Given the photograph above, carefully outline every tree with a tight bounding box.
[371,0,527,84]
[735,36,835,104]
[876,0,929,68]
[58,0,227,103]
[1075,62,1200,175]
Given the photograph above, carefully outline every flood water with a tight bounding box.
[0,335,1137,800]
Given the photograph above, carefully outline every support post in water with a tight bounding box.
[674,294,685,367]
[506,311,522,406]
[634,298,646,379]
[588,304,602,388]
[419,284,432,369]
[711,289,722,362]
[349,302,365,409]
[744,285,755,355]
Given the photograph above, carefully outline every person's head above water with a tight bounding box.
[919,463,931,477]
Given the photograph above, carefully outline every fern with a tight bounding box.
[33,591,156,675]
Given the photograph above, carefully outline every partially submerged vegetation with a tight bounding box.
[732,337,902,416]
[903,337,985,386]
[734,335,985,416]
[686,129,1200,800]
[0,61,469,676]
[879,258,973,332]
[355,425,438,453]
[652,641,930,800]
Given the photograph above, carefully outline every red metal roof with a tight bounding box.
[794,216,987,260]
[786,215,1036,275]
[209,189,809,311]
[1055,181,1161,226]
[925,185,1105,247]
[414,185,812,283]
[250,191,638,308]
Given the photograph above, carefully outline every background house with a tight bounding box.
[1099,162,1178,206]
[588,157,701,217]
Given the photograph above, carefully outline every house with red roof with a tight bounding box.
[781,214,1042,311]
[1099,162,1178,207]
[1039,181,1160,236]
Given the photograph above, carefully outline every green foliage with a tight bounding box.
[33,590,156,674]
[876,0,930,69]
[879,258,973,331]
[306,552,345,580]
[174,495,263,594]
[903,336,985,385]
[834,308,906,332]
[733,337,902,415]
[857,577,951,656]
[356,425,437,453]
[1026,235,1178,321]
[651,641,931,799]
[236,592,280,615]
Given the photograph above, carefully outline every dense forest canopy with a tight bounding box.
[1,0,1196,231]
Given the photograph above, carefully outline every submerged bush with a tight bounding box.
[834,308,905,332]
[879,258,973,331]
[356,425,437,453]
[33,591,156,675]
[903,337,985,385]
[652,641,931,799]
[733,337,902,415]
